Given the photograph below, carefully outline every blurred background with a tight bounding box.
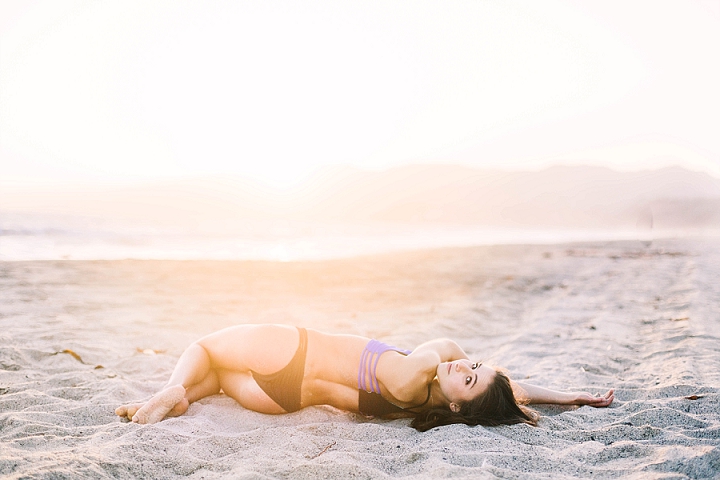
[1,0,719,260]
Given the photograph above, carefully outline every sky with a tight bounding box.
[1,0,719,189]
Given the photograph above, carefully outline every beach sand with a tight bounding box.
[1,238,719,479]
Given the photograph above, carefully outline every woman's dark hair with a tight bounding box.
[411,369,539,432]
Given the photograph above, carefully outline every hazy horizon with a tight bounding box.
[0,164,720,234]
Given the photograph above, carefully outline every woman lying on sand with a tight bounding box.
[116,324,614,431]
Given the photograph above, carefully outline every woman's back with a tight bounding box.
[303,328,370,411]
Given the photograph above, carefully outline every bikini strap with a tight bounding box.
[358,339,411,394]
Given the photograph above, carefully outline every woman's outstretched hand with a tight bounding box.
[572,389,614,407]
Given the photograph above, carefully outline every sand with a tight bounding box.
[1,238,719,479]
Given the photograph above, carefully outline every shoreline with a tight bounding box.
[2,221,719,262]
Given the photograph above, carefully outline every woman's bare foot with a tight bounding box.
[122,385,187,424]
[115,397,189,421]
[115,403,143,420]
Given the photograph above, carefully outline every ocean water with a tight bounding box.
[0,212,701,262]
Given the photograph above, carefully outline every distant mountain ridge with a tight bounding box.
[287,164,720,228]
[2,165,720,229]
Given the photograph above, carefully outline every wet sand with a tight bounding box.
[1,238,719,478]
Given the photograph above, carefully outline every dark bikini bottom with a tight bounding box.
[250,327,308,413]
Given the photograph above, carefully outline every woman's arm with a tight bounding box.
[512,381,614,407]
[385,339,469,401]
[412,338,470,363]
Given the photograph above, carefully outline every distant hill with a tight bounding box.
[2,165,720,229]
[286,165,720,228]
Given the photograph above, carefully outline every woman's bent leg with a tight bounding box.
[117,342,222,424]
[165,343,215,389]
[115,366,220,421]
[116,324,301,422]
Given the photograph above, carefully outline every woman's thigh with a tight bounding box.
[217,369,287,414]
[197,324,299,374]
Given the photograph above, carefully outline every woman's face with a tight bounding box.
[437,359,496,405]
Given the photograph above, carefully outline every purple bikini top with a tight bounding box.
[357,339,412,394]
